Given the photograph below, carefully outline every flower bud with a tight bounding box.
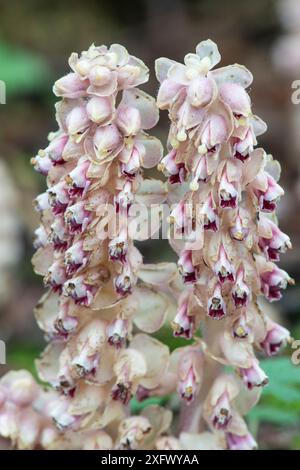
[226,432,257,450]
[66,106,89,136]
[114,263,135,297]
[44,261,67,292]
[260,320,290,357]
[65,157,91,197]
[93,124,121,160]
[64,201,92,234]
[261,266,292,301]
[172,293,195,339]
[158,149,186,184]
[31,154,52,176]
[47,181,70,214]
[48,215,69,251]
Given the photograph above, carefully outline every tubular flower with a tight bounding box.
[0,44,181,450]
[0,40,294,452]
[156,39,293,450]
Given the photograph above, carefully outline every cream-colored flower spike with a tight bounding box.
[155,39,293,450]
[0,44,178,450]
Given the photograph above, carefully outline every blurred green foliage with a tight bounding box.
[0,41,51,96]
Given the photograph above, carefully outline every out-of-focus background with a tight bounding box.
[0,0,300,450]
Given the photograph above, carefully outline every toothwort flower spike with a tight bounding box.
[156,38,293,450]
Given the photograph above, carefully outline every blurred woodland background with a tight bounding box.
[0,0,300,450]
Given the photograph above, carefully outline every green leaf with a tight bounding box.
[248,405,299,425]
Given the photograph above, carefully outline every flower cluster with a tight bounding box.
[155,39,293,449]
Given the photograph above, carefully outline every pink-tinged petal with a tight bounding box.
[93,123,122,162]
[135,178,167,205]
[177,347,204,403]
[53,73,89,98]
[195,39,221,68]
[137,135,164,169]
[242,148,265,185]
[138,263,178,286]
[260,319,290,357]
[158,149,187,184]
[89,65,113,87]
[180,432,224,450]
[116,105,141,136]
[118,56,149,89]
[214,244,235,284]
[238,360,269,390]
[107,318,129,349]
[120,89,159,129]
[32,246,54,276]
[131,334,170,390]
[1,370,38,407]
[231,265,251,308]
[172,292,195,339]
[219,171,238,209]
[86,96,114,125]
[220,83,251,117]
[187,76,216,107]
[65,106,90,136]
[250,115,267,136]
[226,432,257,450]
[207,284,226,320]
[157,78,184,110]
